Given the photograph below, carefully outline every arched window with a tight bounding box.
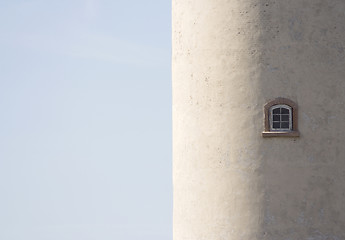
[270,104,292,131]
[262,98,299,137]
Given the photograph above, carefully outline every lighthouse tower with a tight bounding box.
[172,1,345,239]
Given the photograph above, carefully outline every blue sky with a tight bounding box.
[0,0,171,239]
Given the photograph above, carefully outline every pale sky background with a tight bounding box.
[0,0,171,239]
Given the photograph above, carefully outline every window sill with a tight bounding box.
[262,131,300,137]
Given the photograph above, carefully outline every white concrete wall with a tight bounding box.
[172,0,345,239]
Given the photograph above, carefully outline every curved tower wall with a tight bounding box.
[172,0,345,239]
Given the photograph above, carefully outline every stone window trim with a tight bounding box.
[262,97,300,137]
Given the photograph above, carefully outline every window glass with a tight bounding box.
[273,108,280,114]
[281,108,289,114]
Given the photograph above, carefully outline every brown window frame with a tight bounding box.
[262,97,300,137]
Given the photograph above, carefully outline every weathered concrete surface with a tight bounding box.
[172,0,345,239]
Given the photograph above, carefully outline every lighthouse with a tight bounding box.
[172,0,345,239]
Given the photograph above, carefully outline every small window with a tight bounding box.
[270,105,292,131]
[262,98,299,137]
